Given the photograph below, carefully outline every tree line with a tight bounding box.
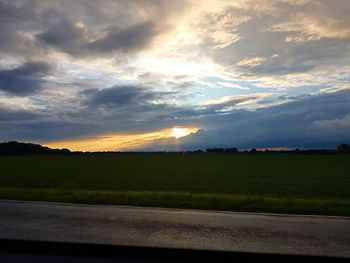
[0,141,71,156]
[0,141,349,156]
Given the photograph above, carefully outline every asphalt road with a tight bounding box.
[0,200,349,257]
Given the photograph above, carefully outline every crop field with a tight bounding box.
[0,154,349,216]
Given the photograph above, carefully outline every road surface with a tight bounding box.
[0,200,349,257]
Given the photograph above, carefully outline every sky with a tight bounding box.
[0,0,350,151]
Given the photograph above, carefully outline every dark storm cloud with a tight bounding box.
[84,85,174,108]
[0,107,42,122]
[0,61,52,96]
[0,0,349,150]
[86,86,153,107]
[0,85,181,142]
[144,90,350,151]
[0,120,98,142]
[0,0,36,26]
[0,0,43,58]
[0,0,184,59]
[38,19,161,56]
[38,19,88,56]
[88,21,160,53]
[1,88,349,149]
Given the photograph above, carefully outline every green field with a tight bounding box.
[0,154,349,216]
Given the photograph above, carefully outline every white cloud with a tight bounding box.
[217,82,249,90]
[271,15,350,43]
[236,57,267,68]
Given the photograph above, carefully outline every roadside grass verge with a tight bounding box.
[1,188,349,216]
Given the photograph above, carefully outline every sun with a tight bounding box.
[170,127,196,139]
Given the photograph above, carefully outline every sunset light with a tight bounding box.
[44,127,199,152]
[1,0,349,151]
[170,127,196,139]
[1,1,350,256]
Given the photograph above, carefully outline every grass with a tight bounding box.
[1,188,350,216]
[0,154,349,216]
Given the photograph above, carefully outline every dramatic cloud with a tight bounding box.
[39,19,162,57]
[0,0,186,59]
[88,21,161,53]
[0,61,52,95]
[144,90,350,150]
[211,0,350,77]
[38,19,91,56]
[83,85,175,111]
[0,0,349,150]
[0,106,42,122]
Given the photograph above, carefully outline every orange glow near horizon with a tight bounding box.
[43,127,198,152]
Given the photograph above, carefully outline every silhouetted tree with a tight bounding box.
[206,148,224,153]
[225,147,238,153]
[337,144,350,153]
[0,141,71,155]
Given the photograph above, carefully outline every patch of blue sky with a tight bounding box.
[181,81,273,107]
[202,76,271,91]
[200,76,271,91]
